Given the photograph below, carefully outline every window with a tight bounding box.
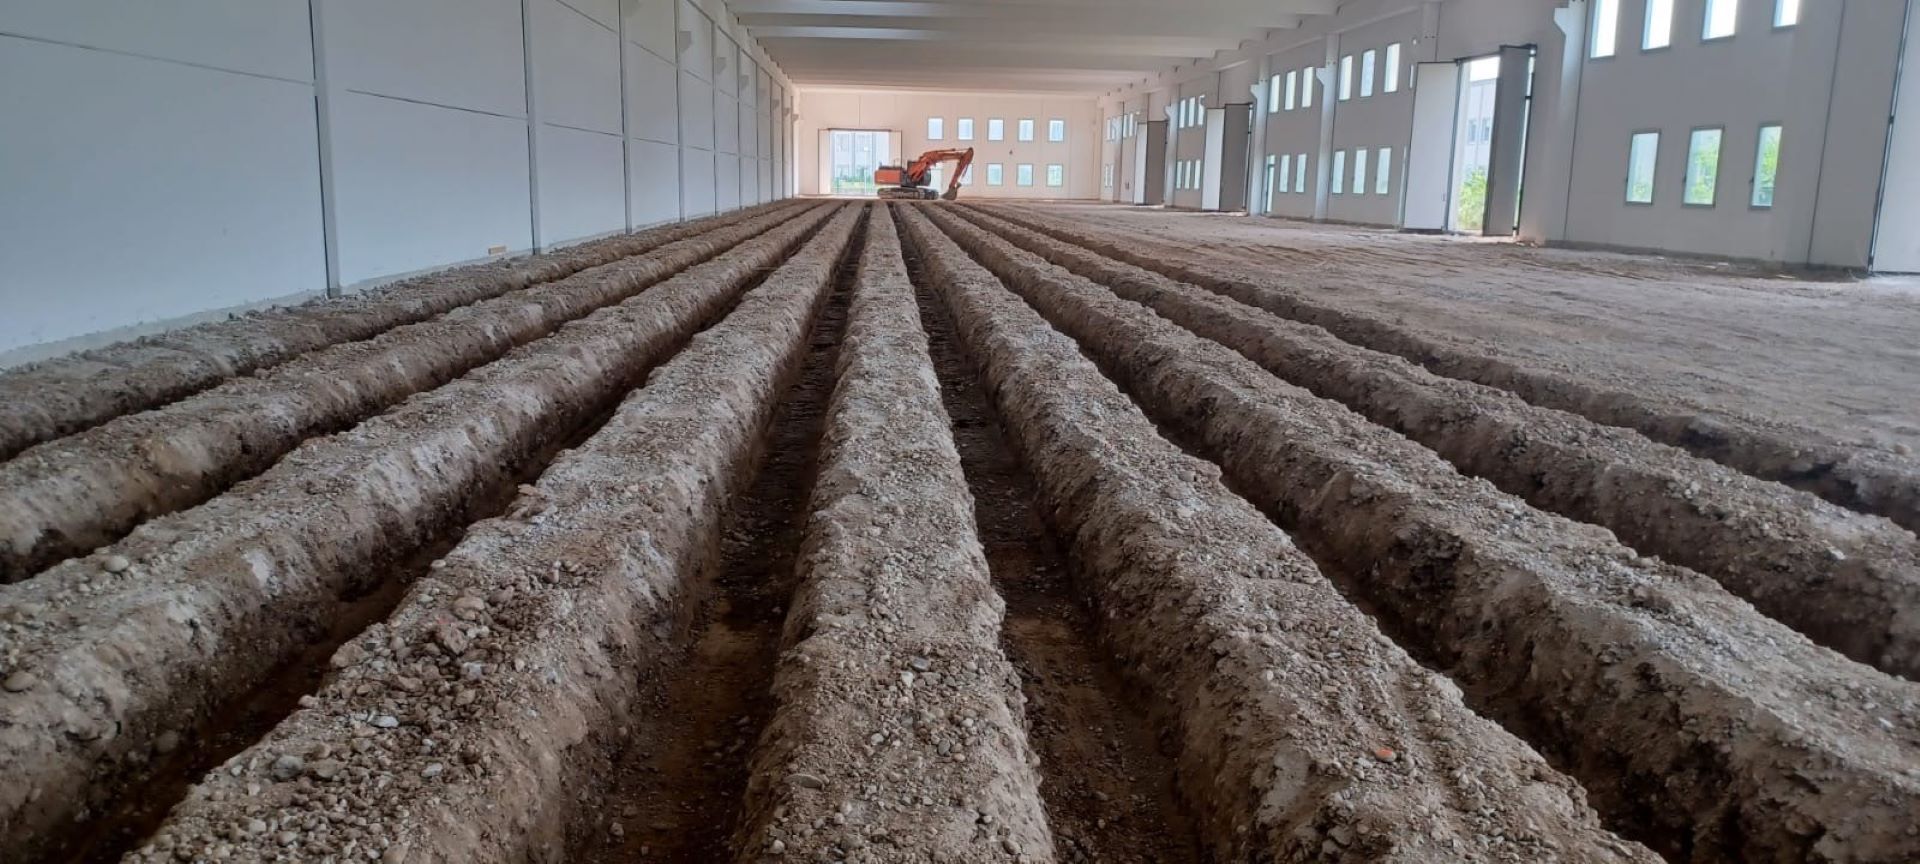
[1017,163,1034,186]
[1332,150,1346,194]
[1775,0,1800,27]
[927,117,944,140]
[1018,119,1035,141]
[1339,54,1354,100]
[1360,50,1377,98]
[1592,0,1619,58]
[1684,127,1723,205]
[1384,43,1402,92]
[1704,0,1738,39]
[1354,149,1368,196]
[1103,163,1114,188]
[1376,147,1392,195]
[1268,75,1282,113]
[1049,119,1066,142]
[957,118,974,141]
[1279,154,1292,193]
[988,118,1005,141]
[1046,164,1064,187]
[1644,0,1674,49]
[1626,132,1659,203]
[986,163,1004,186]
[1284,70,1298,110]
[1301,67,1315,108]
[1295,153,1308,193]
[1752,124,1781,207]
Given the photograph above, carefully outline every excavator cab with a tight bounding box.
[874,147,975,200]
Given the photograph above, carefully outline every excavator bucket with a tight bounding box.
[940,187,959,201]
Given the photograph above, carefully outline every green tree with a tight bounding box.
[1456,167,1488,233]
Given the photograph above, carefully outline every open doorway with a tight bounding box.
[825,129,892,196]
[1403,45,1536,235]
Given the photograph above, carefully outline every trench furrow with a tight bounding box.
[0,204,844,864]
[949,205,1920,680]
[118,204,864,864]
[897,204,1657,864]
[0,203,828,582]
[904,212,1206,864]
[926,204,1920,863]
[974,204,1920,536]
[0,201,802,463]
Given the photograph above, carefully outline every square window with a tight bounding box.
[1049,119,1066,142]
[1644,0,1674,49]
[1592,0,1619,58]
[1752,124,1781,207]
[1354,149,1368,195]
[1626,131,1659,203]
[1704,0,1738,39]
[986,163,1004,186]
[1339,54,1354,100]
[1047,164,1064,187]
[1017,164,1034,186]
[957,118,974,141]
[1332,150,1346,194]
[1384,44,1402,92]
[1360,50,1377,98]
[1301,67,1315,108]
[1295,153,1308,193]
[988,118,1005,141]
[1775,0,1800,27]
[1376,147,1392,195]
[1018,119,1034,141]
[1279,154,1293,194]
[1284,70,1297,110]
[1684,128,1723,205]
[927,117,944,140]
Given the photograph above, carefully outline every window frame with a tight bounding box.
[1384,43,1402,93]
[1301,66,1315,108]
[987,118,1005,141]
[1702,0,1739,42]
[1016,163,1034,187]
[1774,0,1800,29]
[986,163,1004,186]
[1625,130,1660,205]
[1338,54,1355,100]
[1360,49,1377,98]
[1048,119,1066,142]
[1331,150,1347,194]
[1591,0,1620,59]
[1750,123,1783,209]
[1643,0,1674,51]
[926,117,944,141]
[1353,148,1368,196]
[1046,163,1064,187]
[1376,146,1392,195]
[1278,153,1293,194]
[1295,152,1309,194]
[1017,119,1035,142]
[1284,70,1298,110]
[1683,126,1725,207]
[957,117,975,141]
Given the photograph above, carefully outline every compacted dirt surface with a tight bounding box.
[0,200,1915,863]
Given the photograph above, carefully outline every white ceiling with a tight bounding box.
[739,0,1339,93]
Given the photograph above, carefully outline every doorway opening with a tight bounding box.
[1403,45,1537,235]
[826,129,891,196]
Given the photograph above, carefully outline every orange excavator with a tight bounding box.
[874,147,975,200]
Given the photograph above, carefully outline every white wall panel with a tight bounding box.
[332,91,532,284]
[716,33,738,95]
[717,153,741,210]
[682,147,716,216]
[629,138,682,226]
[328,0,526,116]
[680,71,716,150]
[624,41,679,144]
[717,92,739,154]
[0,37,324,350]
[537,125,626,243]
[676,0,712,83]
[0,0,313,81]
[625,0,676,62]
[562,0,618,31]
[535,0,622,135]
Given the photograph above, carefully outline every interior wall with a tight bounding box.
[794,89,1101,200]
[0,0,794,361]
[1875,2,1920,273]
[1324,11,1420,225]
[1260,40,1330,220]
